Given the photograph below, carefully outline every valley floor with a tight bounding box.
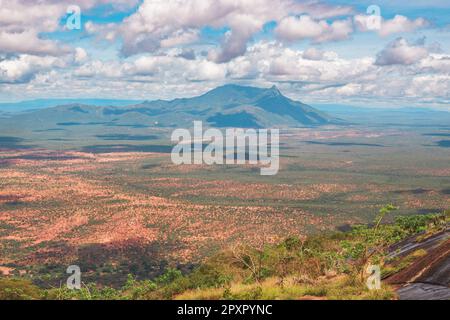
[0,125,448,290]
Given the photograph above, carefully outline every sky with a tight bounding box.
[0,0,449,109]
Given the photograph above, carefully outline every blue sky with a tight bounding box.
[0,0,449,109]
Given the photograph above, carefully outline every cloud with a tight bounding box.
[160,29,200,48]
[85,21,118,41]
[302,48,325,61]
[223,41,374,84]
[375,37,429,66]
[0,0,63,33]
[176,48,197,60]
[406,74,450,99]
[74,48,89,64]
[378,15,429,37]
[208,26,256,63]
[0,30,69,56]
[0,1,446,108]
[73,60,125,78]
[418,54,450,74]
[354,14,429,37]
[73,54,227,82]
[116,0,352,60]
[276,13,429,45]
[0,54,63,83]
[130,55,227,81]
[302,47,338,61]
[4,38,449,108]
[68,38,449,104]
[224,41,449,106]
[275,15,353,43]
[0,0,139,56]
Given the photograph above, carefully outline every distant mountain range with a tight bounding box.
[0,99,142,113]
[313,104,450,127]
[2,85,335,128]
[3,86,448,130]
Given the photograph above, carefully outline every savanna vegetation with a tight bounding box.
[1,207,448,300]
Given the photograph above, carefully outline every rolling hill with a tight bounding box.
[0,99,143,113]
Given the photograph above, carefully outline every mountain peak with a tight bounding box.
[201,84,267,101]
[270,85,280,92]
[204,84,284,99]
[267,85,282,96]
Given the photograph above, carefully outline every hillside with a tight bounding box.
[1,208,448,300]
[1,85,335,130]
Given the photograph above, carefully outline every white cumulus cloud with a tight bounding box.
[275,15,353,43]
[375,37,429,66]
[354,14,429,37]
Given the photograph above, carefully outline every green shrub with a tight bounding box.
[156,268,182,285]
[122,274,157,299]
[394,213,446,234]
[47,283,122,300]
[188,264,232,289]
[0,278,43,300]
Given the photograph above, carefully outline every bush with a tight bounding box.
[155,268,182,285]
[188,264,232,289]
[0,278,43,300]
[47,283,122,300]
[122,274,157,299]
[394,213,446,234]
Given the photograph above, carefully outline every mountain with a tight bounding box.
[314,104,450,127]
[0,99,143,113]
[1,85,335,129]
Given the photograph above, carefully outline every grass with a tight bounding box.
[175,275,396,300]
[0,278,42,300]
